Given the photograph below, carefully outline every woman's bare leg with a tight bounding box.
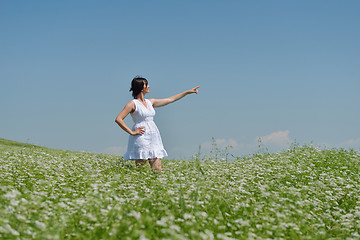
[149,158,161,173]
[135,159,148,169]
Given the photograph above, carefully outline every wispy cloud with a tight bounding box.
[342,138,360,149]
[200,131,292,156]
[258,130,291,148]
[104,145,127,155]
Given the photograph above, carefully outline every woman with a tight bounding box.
[115,76,199,172]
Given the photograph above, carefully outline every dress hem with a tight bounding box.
[123,150,168,160]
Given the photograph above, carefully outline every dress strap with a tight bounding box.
[132,99,138,110]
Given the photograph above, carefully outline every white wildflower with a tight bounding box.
[35,220,46,231]
[170,224,181,232]
[10,199,20,206]
[184,213,193,220]
[75,199,86,205]
[3,224,20,236]
[4,189,21,199]
[15,214,26,221]
[139,234,149,240]
[156,217,167,227]
[85,213,97,222]
[128,210,141,220]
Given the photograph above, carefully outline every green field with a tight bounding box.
[1,138,359,239]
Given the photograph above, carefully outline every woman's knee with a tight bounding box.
[149,158,161,172]
[135,159,147,166]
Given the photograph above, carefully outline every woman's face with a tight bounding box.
[143,83,150,94]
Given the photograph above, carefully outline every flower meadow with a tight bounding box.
[1,141,360,239]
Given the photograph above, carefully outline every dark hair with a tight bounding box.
[129,76,148,98]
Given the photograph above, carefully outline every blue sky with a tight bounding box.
[1,0,359,159]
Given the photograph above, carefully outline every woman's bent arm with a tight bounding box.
[150,86,199,108]
[115,101,145,136]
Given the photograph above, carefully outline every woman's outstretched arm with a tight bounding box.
[149,86,199,108]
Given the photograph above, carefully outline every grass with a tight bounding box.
[0,138,360,239]
[0,138,70,154]
[0,138,43,152]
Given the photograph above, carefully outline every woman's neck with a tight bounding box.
[136,93,146,102]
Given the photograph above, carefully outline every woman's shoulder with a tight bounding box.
[127,99,136,105]
[147,98,155,105]
[125,100,136,111]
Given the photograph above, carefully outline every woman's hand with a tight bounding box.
[188,86,200,94]
[131,127,145,136]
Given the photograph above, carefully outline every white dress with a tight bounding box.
[124,99,168,160]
